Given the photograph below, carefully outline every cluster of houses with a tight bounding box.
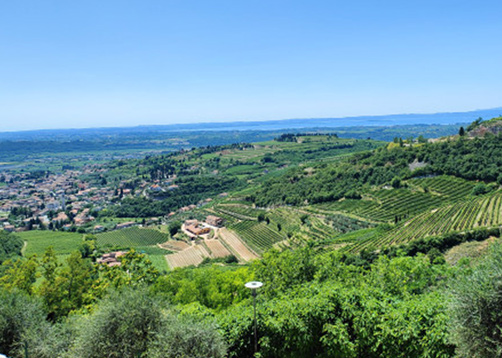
[0,169,118,232]
[1,166,229,235]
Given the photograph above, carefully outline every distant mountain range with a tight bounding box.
[0,107,500,140]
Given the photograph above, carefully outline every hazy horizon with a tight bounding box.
[0,106,500,135]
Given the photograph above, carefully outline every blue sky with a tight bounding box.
[0,0,501,131]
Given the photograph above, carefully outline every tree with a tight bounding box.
[100,250,159,289]
[0,256,39,294]
[391,177,401,189]
[449,242,502,357]
[0,231,23,264]
[72,287,226,358]
[459,126,465,136]
[0,289,47,357]
[417,135,427,143]
[168,221,182,236]
[39,251,95,321]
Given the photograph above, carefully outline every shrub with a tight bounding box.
[449,242,502,357]
[71,287,226,358]
[0,289,47,357]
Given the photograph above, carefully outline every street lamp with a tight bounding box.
[245,281,263,356]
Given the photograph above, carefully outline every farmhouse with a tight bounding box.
[97,251,126,267]
[206,215,224,227]
[184,219,211,236]
[186,225,210,236]
[3,225,14,232]
[116,221,136,230]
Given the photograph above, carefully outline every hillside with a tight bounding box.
[3,119,502,358]
[4,118,502,268]
[200,117,502,257]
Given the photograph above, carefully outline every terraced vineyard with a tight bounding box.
[166,244,210,268]
[230,221,285,254]
[218,228,259,261]
[96,227,170,248]
[408,175,476,201]
[213,204,266,221]
[309,176,477,226]
[205,239,232,258]
[344,191,502,253]
[359,189,443,221]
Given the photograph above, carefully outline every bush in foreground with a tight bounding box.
[449,242,502,357]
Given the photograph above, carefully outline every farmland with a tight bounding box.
[218,228,259,261]
[95,227,172,271]
[229,221,285,254]
[163,228,258,269]
[337,191,502,253]
[205,239,232,258]
[19,231,84,257]
[166,244,210,269]
[96,227,170,248]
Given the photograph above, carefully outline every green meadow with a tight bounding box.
[18,231,84,256]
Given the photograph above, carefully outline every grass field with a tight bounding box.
[18,231,84,256]
[145,253,169,272]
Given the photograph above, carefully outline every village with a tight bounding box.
[0,164,226,235]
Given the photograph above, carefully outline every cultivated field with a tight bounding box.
[160,240,190,251]
[96,227,169,247]
[205,239,231,258]
[166,244,210,269]
[219,228,259,261]
[18,231,83,256]
[230,221,284,254]
[340,191,502,253]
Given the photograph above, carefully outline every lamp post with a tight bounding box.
[245,281,263,356]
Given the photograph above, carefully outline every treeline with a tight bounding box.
[275,133,339,142]
[110,175,244,217]
[253,132,502,206]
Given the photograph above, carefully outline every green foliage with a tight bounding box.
[0,231,23,264]
[253,247,317,297]
[100,249,160,289]
[449,242,502,357]
[0,289,47,357]
[111,175,244,217]
[70,288,167,357]
[219,251,453,358]
[168,221,181,236]
[147,316,227,358]
[0,255,39,294]
[153,265,252,309]
[472,182,491,196]
[38,251,95,321]
[70,287,226,358]
[254,134,502,208]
